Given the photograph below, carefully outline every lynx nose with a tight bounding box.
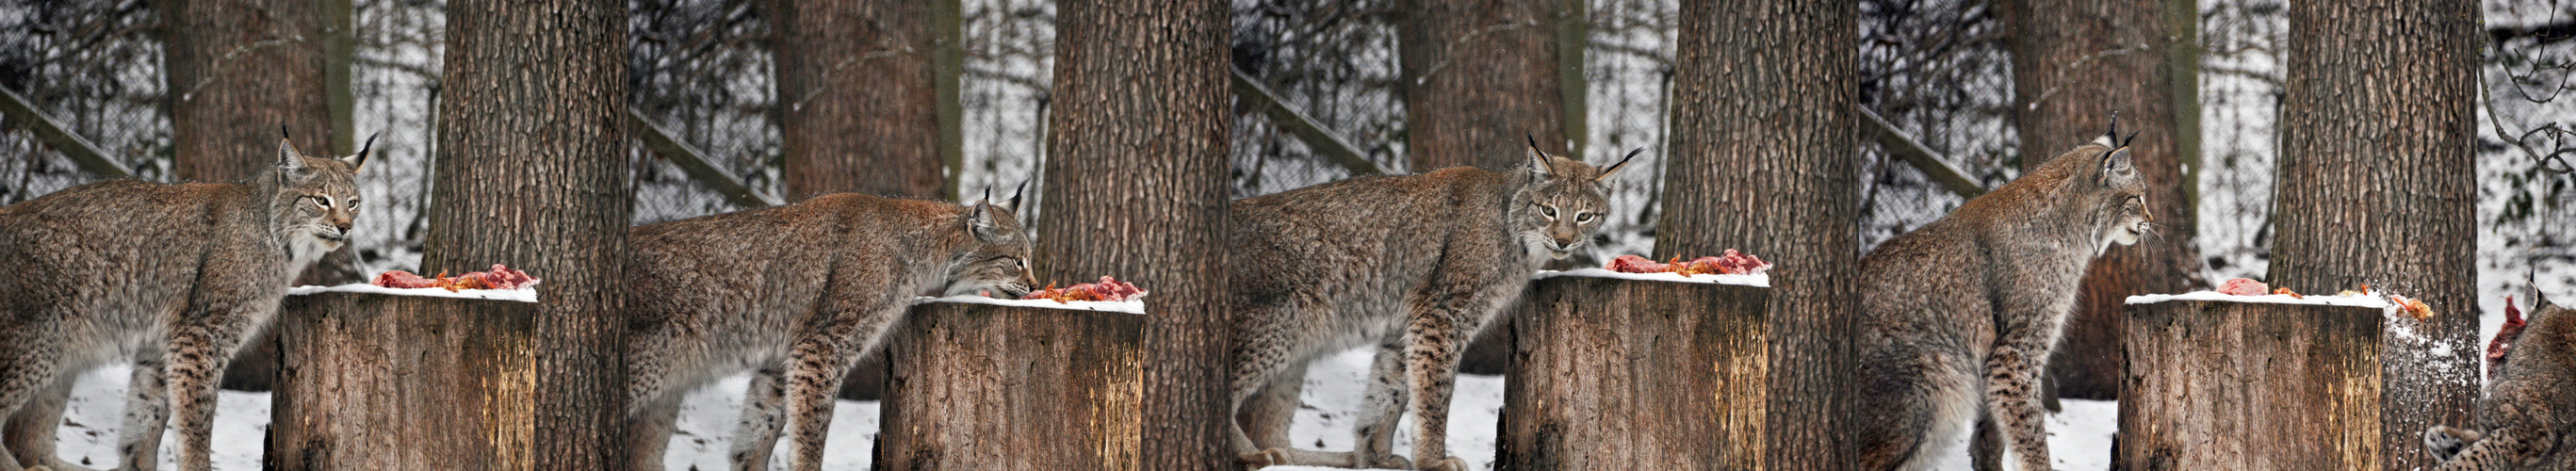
[1553,236,1573,249]
[335,221,352,233]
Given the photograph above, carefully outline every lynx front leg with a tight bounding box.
[1350,338,1413,469]
[776,337,856,471]
[727,367,788,471]
[116,357,169,471]
[0,323,70,471]
[1981,345,2051,471]
[626,393,683,471]
[1400,314,1471,471]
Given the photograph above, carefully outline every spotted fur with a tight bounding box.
[621,192,1035,471]
[1852,122,2151,471]
[1227,139,1634,470]
[0,136,367,471]
[2425,300,2576,470]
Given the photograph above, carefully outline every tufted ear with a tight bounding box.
[342,132,378,171]
[967,202,1005,242]
[1004,180,1027,214]
[1524,135,1554,179]
[1595,147,1643,183]
[277,130,307,171]
[2100,146,2136,183]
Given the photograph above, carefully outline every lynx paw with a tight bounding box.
[1363,453,1411,469]
[1238,447,1291,469]
[2424,425,2482,461]
[1418,456,1468,471]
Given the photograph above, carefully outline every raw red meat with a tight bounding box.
[1021,276,1145,302]
[372,264,539,291]
[2490,295,2527,380]
[2216,278,2268,297]
[1606,250,1771,276]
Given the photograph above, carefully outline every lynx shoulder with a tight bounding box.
[1853,121,2152,471]
[2425,299,2576,470]
[621,191,1035,471]
[1226,138,1635,471]
[0,135,368,471]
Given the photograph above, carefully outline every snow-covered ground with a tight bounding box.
[58,347,2114,471]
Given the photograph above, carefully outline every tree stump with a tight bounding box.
[875,300,1144,470]
[265,291,537,471]
[1500,274,1770,470]
[2121,299,2390,470]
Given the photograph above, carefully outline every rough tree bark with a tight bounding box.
[1500,276,1769,469]
[876,301,1144,469]
[2002,0,2206,401]
[1038,0,1231,469]
[767,0,944,202]
[2271,0,2479,468]
[2120,300,2384,470]
[1398,0,1567,172]
[1655,0,1860,469]
[419,0,631,468]
[266,293,540,471]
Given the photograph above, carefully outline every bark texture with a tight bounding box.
[2002,0,2207,401]
[877,301,1144,470]
[1038,0,1231,469]
[767,0,945,202]
[421,0,630,468]
[265,293,538,471]
[2120,300,2383,470]
[1656,1,1860,469]
[1500,277,1769,470]
[1398,0,1567,172]
[2272,1,2478,468]
[158,0,332,183]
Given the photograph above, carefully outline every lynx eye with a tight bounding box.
[1575,212,1594,222]
[1540,205,1557,219]
[311,195,333,208]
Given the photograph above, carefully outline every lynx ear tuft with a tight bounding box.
[1004,180,1028,213]
[1595,147,1643,182]
[2095,111,2122,148]
[277,136,306,171]
[343,132,379,171]
[1525,135,1553,178]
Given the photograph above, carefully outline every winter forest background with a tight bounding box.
[1,0,2570,366]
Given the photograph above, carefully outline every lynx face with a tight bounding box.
[1512,142,1634,260]
[943,201,1037,298]
[272,137,368,264]
[2090,144,2151,255]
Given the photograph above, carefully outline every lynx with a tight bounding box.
[2425,297,2576,470]
[1227,138,1634,471]
[622,191,1036,471]
[0,135,368,471]
[1852,121,2152,471]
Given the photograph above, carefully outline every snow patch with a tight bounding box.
[1534,268,1770,287]
[55,365,269,471]
[2125,290,2389,308]
[1928,398,2118,471]
[285,282,539,303]
[912,294,1146,314]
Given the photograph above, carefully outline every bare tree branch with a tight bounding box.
[0,86,134,179]
[1858,105,1986,198]
[1231,67,1385,176]
[628,108,778,208]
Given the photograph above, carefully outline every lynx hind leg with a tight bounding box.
[0,323,71,471]
[626,393,683,471]
[2424,425,2482,463]
[6,374,100,471]
[1236,362,1304,451]
[1228,302,1315,468]
[1854,352,1979,471]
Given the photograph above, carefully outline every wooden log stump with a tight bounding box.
[265,291,538,471]
[1501,275,1770,470]
[876,300,1144,470]
[2121,299,2389,470]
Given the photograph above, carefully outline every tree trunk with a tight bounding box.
[1656,1,1860,469]
[266,293,539,471]
[877,301,1145,470]
[2271,1,2477,468]
[1500,276,1769,470]
[2002,0,2207,402]
[1039,1,1231,469]
[2120,300,2384,470]
[421,0,630,468]
[1398,0,1567,172]
[767,0,945,202]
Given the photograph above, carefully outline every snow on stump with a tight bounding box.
[876,299,1144,470]
[2121,296,2393,470]
[265,289,539,470]
[1500,271,1770,470]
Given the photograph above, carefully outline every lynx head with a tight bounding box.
[1511,136,1639,260]
[269,131,372,264]
[944,184,1036,298]
[2062,116,2151,255]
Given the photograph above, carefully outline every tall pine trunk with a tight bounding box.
[2002,0,2205,401]
[767,0,945,202]
[1039,0,1232,469]
[2271,0,2478,468]
[422,0,631,468]
[1398,0,1567,171]
[1658,0,1860,469]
